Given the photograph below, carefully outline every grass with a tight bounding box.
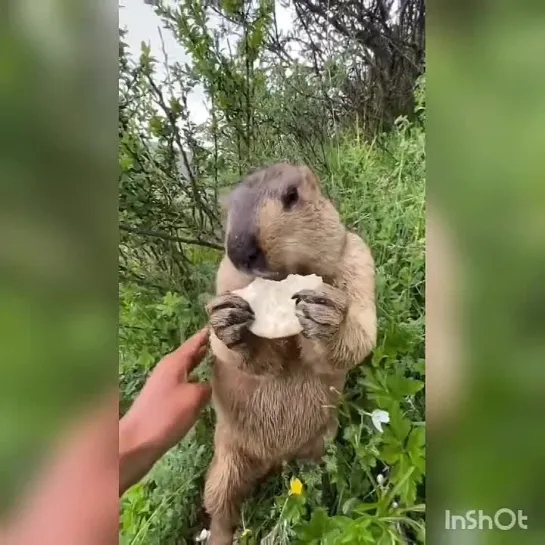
[119,114,425,544]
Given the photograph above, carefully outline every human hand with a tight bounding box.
[119,327,211,494]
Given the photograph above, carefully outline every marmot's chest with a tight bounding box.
[214,365,339,458]
[252,335,333,373]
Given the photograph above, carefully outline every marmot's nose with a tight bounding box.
[227,233,266,272]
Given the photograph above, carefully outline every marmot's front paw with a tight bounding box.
[293,284,348,340]
[206,293,255,349]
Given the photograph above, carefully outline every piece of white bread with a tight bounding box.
[233,274,323,339]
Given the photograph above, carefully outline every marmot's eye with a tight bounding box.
[282,186,299,209]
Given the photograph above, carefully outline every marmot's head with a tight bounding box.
[222,163,346,279]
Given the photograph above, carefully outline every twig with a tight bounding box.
[120,224,223,251]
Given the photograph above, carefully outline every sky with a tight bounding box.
[119,0,295,124]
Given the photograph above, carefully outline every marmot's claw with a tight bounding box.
[207,293,254,349]
[293,285,347,340]
[206,293,253,315]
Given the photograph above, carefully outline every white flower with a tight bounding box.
[195,529,210,543]
[393,501,399,509]
[377,473,385,485]
[371,409,390,433]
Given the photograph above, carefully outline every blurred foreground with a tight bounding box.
[428,1,545,542]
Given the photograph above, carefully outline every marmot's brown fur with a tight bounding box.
[204,163,376,545]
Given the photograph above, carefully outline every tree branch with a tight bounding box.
[119,224,223,251]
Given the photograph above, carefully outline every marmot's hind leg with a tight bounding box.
[295,434,325,463]
[204,444,270,545]
[295,416,339,463]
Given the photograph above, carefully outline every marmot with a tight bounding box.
[204,163,376,545]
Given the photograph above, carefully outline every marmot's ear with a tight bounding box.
[300,165,321,191]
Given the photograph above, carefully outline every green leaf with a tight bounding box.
[353,502,379,515]
[149,116,163,136]
[385,462,415,506]
[388,406,411,441]
[379,442,401,465]
[295,507,330,541]
[407,426,426,474]
[377,531,396,545]
[120,155,134,171]
[342,497,360,515]
[407,426,425,451]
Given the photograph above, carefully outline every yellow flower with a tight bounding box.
[290,477,303,496]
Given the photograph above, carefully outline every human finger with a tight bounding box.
[168,327,209,372]
[181,382,212,414]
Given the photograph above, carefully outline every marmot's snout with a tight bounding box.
[227,231,267,273]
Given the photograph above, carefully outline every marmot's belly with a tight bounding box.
[229,373,335,459]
